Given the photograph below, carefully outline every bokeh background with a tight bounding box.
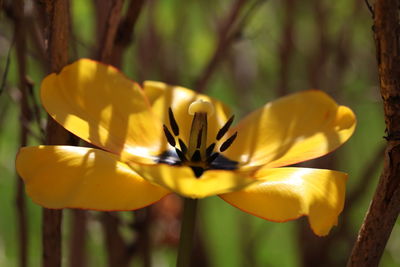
[0,0,397,266]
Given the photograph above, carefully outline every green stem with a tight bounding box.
[176,198,198,267]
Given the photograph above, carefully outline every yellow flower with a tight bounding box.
[16,59,356,236]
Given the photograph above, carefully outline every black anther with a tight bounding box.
[191,150,201,162]
[191,166,204,178]
[163,125,176,147]
[207,152,219,164]
[178,139,188,154]
[206,143,215,157]
[175,148,187,162]
[216,115,234,141]
[220,132,237,152]
[168,108,180,136]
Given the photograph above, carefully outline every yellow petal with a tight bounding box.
[41,59,163,164]
[16,146,170,210]
[220,167,347,236]
[143,81,231,147]
[223,90,356,168]
[128,161,259,199]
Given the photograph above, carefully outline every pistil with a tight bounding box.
[188,100,214,163]
[188,112,207,161]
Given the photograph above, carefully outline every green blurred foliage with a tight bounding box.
[0,0,398,266]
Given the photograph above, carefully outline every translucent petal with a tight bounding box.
[41,59,163,163]
[16,146,170,210]
[220,167,347,236]
[128,161,259,199]
[223,90,356,168]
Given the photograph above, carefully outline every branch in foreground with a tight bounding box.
[42,0,73,267]
[347,0,400,266]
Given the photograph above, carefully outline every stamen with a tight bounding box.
[207,152,219,164]
[191,166,204,178]
[178,139,188,154]
[216,115,234,141]
[220,132,237,152]
[168,108,180,136]
[163,125,176,147]
[191,150,201,162]
[206,143,215,157]
[175,148,187,162]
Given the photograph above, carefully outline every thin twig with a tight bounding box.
[194,0,266,93]
[307,0,330,90]
[364,0,374,18]
[277,0,297,96]
[194,0,248,92]
[68,210,87,267]
[111,0,146,67]
[97,0,124,63]
[101,212,130,267]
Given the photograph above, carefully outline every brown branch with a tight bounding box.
[97,0,124,63]
[277,0,297,96]
[307,0,330,90]
[93,2,141,266]
[27,8,50,72]
[194,0,248,92]
[348,0,400,266]
[101,212,130,267]
[111,0,146,67]
[12,0,30,266]
[42,1,72,267]
[68,210,87,267]
[132,210,151,267]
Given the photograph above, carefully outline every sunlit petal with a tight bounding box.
[143,81,231,146]
[223,90,356,168]
[41,59,163,163]
[128,161,259,199]
[220,167,347,236]
[16,146,170,210]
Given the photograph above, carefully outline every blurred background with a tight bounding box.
[0,0,396,266]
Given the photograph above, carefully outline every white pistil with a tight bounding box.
[188,99,214,116]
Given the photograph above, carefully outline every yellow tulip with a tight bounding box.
[16,59,356,236]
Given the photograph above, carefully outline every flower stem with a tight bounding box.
[176,198,198,267]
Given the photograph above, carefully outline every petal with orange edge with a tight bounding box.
[142,81,231,147]
[16,146,170,210]
[41,59,163,164]
[219,167,347,236]
[223,90,356,168]
[128,161,259,199]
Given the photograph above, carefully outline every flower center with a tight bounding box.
[158,100,238,178]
